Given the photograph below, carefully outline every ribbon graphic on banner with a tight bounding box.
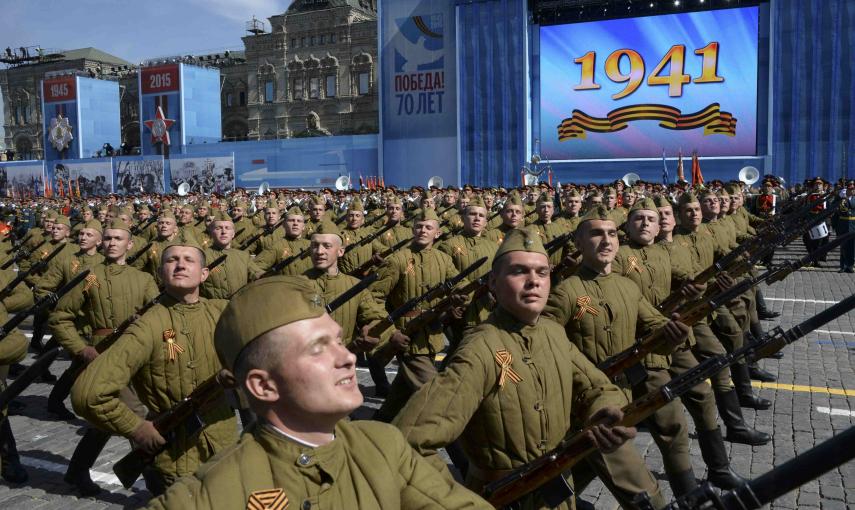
[557,103,737,141]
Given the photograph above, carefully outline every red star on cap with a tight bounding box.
[144,106,176,147]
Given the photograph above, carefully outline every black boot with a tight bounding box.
[696,427,746,490]
[715,389,771,445]
[755,289,780,320]
[669,469,699,498]
[748,362,776,383]
[64,428,110,496]
[0,419,27,484]
[368,357,390,398]
[750,322,782,359]
[732,362,772,410]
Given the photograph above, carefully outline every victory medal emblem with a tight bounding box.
[144,106,176,146]
[48,114,74,152]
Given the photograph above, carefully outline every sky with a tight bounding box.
[0,0,294,64]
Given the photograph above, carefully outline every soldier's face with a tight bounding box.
[82,210,93,221]
[310,233,344,271]
[627,210,660,246]
[657,206,676,236]
[210,221,235,248]
[51,223,70,241]
[103,229,132,261]
[564,196,582,215]
[490,251,551,325]
[386,203,403,222]
[311,205,325,220]
[179,208,193,225]
[576,219,619,271]
[43,219,55,231]
[731,194,744,209]
[197,207,209,218]
[463,206,487,234]
[139,210,151,220]
[537,202,554,222]
[700,196,720,219]
[265,208,281,225]
[158,217,178,238]
[233,206,245,219]
[422,198,434,210]
[606,194,617,208]
[251,314,361,419]
[679,202,703,228]
[502,205,524,228]
[719,195,731,213]
[161,246,209,291]
[285,215,305,237]
[78,228,101,251]
[412,220,440,248]
[346,210,364,229]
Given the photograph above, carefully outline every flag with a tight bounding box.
[691,150,704,187]
[661,149,670,185]
[359,173,364,190]
[75,178,81,197]
[676,149,685,183]
[379,176,385,189]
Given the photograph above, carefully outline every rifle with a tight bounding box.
[0,268,91,342]
[239,216,287,250]
[645,425,855,510]
[350,235,412,277]
[130,216,157,236]
[113,371,229,488]
[325,273,378,314]
[483,295,855,508]
[0,242,66,299]
[341,222,394,255]
[125,241,154,265]
[367,257,487,366]
[1,239,47,269]
[0,347,61,414]
[544,231,575,255]
[261,247,310,278]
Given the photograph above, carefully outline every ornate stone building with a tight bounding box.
[0,0,379,160]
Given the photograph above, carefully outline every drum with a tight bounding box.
[809,222,829,240]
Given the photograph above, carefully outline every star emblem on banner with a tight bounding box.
[144,106,175,146]
[48,114,74,152]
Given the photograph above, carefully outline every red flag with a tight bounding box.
[75,178,81,198]
[676,148,685,182]
[380,176,385,189]
[691,150,704,187]
[68,178,73,198]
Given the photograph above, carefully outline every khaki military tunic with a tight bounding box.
[132,238,174,285]
[24,240,77,286]
[71,296,237,483]
[255,236,313,276]
[147,420,491,510]
[302,268,388,345]
[371,223,411,253]
[339,225,376,275]
[200,247,261,300]
[437,232,499,328]
[232,217,257,248]
[0,269,34,369]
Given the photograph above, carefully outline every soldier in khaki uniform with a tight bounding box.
[72,238,238,495]
[49,219,160,495]
[17,210,56,274]
[543,206,689,507]
[370,208,464,422]
[137,205,159,242]
[485,191,525,244]
[177,204,202,243]
[230,200,257,248]
[339,198,375,275]
[612,199,745,493]
[0,267,35,484]
[531,193,564,267]
[245,200,281,255]
[255,207,313,276]
[132,210,181,285]
[395,228,659,509]
[145,276,491,510]
[200,211,262,299]
[673,193,770,446]
[303,195,327,236]
[370,196,411,253]
[556,189,584,233]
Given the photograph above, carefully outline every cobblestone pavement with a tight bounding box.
[0,241,853,509]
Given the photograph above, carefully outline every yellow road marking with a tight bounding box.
[751,381,855,397]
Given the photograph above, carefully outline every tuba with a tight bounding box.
[177,182,190,196]
[738,166,760,186]
[622,173,640,187]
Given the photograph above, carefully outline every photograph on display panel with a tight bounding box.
[168,156,235,194]
[0,163,45,198]
[114,158,165,194]
[50,160,113,197]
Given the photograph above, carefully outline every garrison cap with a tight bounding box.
[162,233,205,256]
[159,210,177,220]
[82,219,103,232]
[105,218,131,233]
[493,227,547,265]
[347,197,365,212]
[536,193,553,206]
[386,195,403,206]
[45,210,59,220]
[311,220,342,242]
[504,191,523,208]
[467,196,487,210]
[215,276,326,372]
[412,207,440,223]
[54,215,71,227]
[310,195,326,206]
[653,195,674,209]
[724,183,741,195]
[628,198,659,217]
[210,210,233,223]
[264,199,279,211]
[285,206,304,217]
[579,205,615,225]
[677,192,700,208]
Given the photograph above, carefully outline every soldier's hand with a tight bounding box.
[390,330,411,351]
[354,325,381,352]
[450,292,468,307]
[371,253,385,265]
[714,272,734,291]
[79,346,99,364]
[450,306,466,320]
[561,250,582,272]
[130,420,166,455]
[680,282,706,299]
[586,406,636,454]
[664,313,690,348]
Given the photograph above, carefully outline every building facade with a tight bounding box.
[0,0,378,161]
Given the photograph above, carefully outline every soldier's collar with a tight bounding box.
[577,265,614,280]
[256,422,346,482]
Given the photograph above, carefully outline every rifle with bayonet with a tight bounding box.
[341,222,394,255]
[598,232,854,385]
[0,238,47,270]
[0,268,91,342]
[483,295,855,508]
[0,242,67,298]
[261,247,310,278]
[350,235,412,278]
[367,257,487,366]
[239,216,287,251]
[0,347,61,415]
[125,240,154,265]
[130,216,157,237]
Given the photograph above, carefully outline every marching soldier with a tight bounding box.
[255,207,313,276]
[555,189,583,233]
[304,194,328,236]
[49,219,159,495]
[484,191,525,243]
[245,200,281,254]
[200,211,262,299]
[339,198,375,275]
[371,195,411,252]
[146,276,491,510]
[369,208,463,422]
[230,199,257,248]
[395,228,663,509]
[137,205,159,242]
[72,238,238,495]
[0,266,35,484]
[531,193,564,267]
[132,210,181,285]
[177,204,203,243]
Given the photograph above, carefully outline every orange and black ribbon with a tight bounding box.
[573,295,600,321]
[494,350,523,389]
[246,488,289,510]
[162,328,184,362]
[558,103,737,141]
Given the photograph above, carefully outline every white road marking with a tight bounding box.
[765,297,838,304]
[19,455,146,491]
[356,367,398,376]
[817,329,855,336]
[816,406,855,417]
